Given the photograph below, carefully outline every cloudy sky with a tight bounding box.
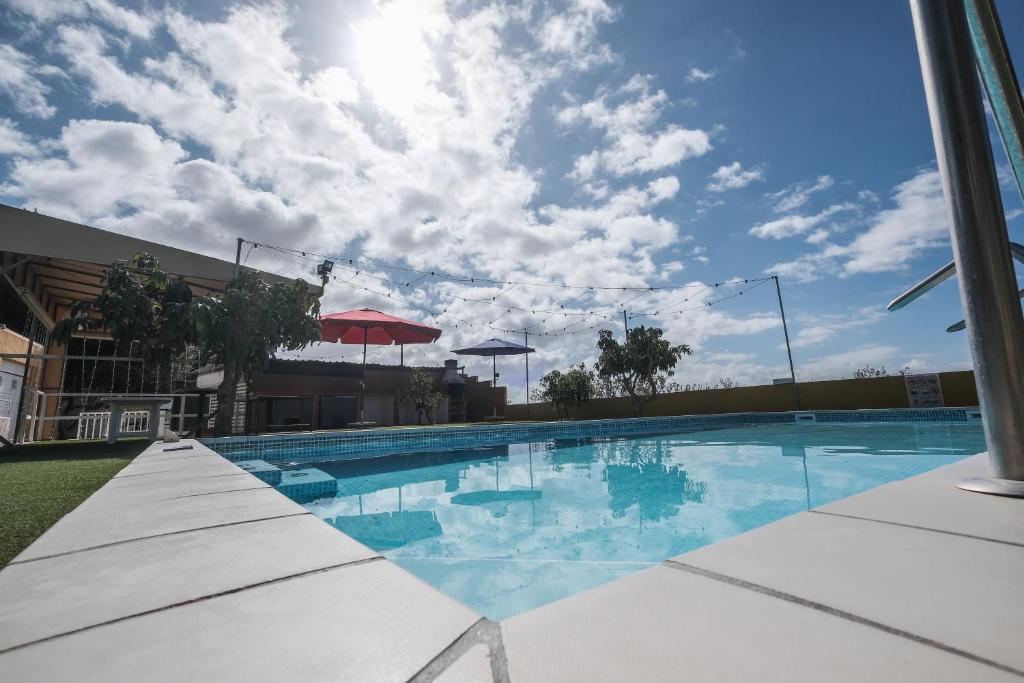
[2,0,1023,398]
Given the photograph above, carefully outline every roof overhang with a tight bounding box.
[0,204,317,331]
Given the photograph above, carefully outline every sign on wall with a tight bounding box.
[905,373,944,408]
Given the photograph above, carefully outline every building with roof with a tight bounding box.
[218,358,503,432]
[1,205,510,441]
[0,204,308,442]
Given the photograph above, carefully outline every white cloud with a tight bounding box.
[686,67,715,83]
[765,174,833,213]
[789,307,885,349]
[841,169,947,274]
[646,175,680,202]
[305,66,360,106]
[5,0,155,37]
[765,168,947,281]
[805,228,829,244]
[0,45,57,118]
[559,75,712,179]
[0,118,36,156]
[799,344,907,381]
[537,0,617,69]
[1006,208,1023,222]
[706,161,764,192]
[749,202,856,239]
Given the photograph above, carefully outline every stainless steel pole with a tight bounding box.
[964,0,1024,202]
[524,331,531,419]
[773,276,801,410]
[233,237,243,281]
[910,0,1024,496]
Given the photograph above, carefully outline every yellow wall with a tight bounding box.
[0,326,43,366]
[507,370,979,421]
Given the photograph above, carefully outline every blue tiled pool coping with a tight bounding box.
[201,407,980,465]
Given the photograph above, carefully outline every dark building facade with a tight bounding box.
[236,359,505,432]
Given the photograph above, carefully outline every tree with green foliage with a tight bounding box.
[400,368,445,424]
[54,253,197,375]
[538,363,596,419]
[595,326,692,417]
[196,270,321,435]
[57,253,321,437]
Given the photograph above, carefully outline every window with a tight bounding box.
[319,395,358,429]
[262,396,313,432]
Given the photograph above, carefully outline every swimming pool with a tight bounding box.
[241,420,986,620]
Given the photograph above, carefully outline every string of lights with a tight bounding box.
[262,243,631,320]
[244,238,746,292]
[244,237,778,337]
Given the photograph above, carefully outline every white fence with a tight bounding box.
[76,410,157,440]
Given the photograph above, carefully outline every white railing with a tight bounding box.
[13,392,201,443]
[76,410,156,440]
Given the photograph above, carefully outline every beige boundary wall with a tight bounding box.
[506,370,979,421]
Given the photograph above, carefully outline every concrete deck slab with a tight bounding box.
[0,561,480,683]
[13,486,306,562]
[502,565,1015,682]
[92,469,269,503]
[100,469,254,490]
[672,510,1024,674]
[0,514,379,651]
[114,456,240,479]
[818,454,1024,546]
[132,448,216,462]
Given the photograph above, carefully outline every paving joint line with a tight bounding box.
[662,559,1024,678]
[169,485,271,499]
[109,472,252,487]
[408,617,510,683]
[6,512,311,566]
[0,556,385,655]
[809,509,1024,549]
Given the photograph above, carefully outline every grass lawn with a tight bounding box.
[0,438,150,567]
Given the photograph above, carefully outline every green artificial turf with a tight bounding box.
[0,439,149,567]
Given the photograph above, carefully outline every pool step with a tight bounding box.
[235,460,283,486]
[277,468,337,503]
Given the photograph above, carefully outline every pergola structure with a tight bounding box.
[0,203,309,442]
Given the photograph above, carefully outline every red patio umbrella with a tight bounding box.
[320,309,442,424]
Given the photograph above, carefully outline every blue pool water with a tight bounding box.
[284,422,985,620]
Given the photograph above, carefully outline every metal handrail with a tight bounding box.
[909,0,1024,495]
[965,0,1024,203]
[887,242,1024,333]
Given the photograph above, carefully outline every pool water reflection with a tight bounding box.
[296,422,986,620]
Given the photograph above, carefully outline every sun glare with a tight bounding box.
[354,3,439,115]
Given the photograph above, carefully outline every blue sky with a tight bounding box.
[2,0,1023,397]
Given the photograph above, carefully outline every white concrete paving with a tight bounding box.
[0,561,480,683]
[673,509,1024,672]
[818,455,1024,545]
[1,442,1020,682]
[0,514,378,650]
[503,565,1017,683]
[13,486,304,562]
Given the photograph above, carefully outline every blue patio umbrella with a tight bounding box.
[452,338,535,418]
